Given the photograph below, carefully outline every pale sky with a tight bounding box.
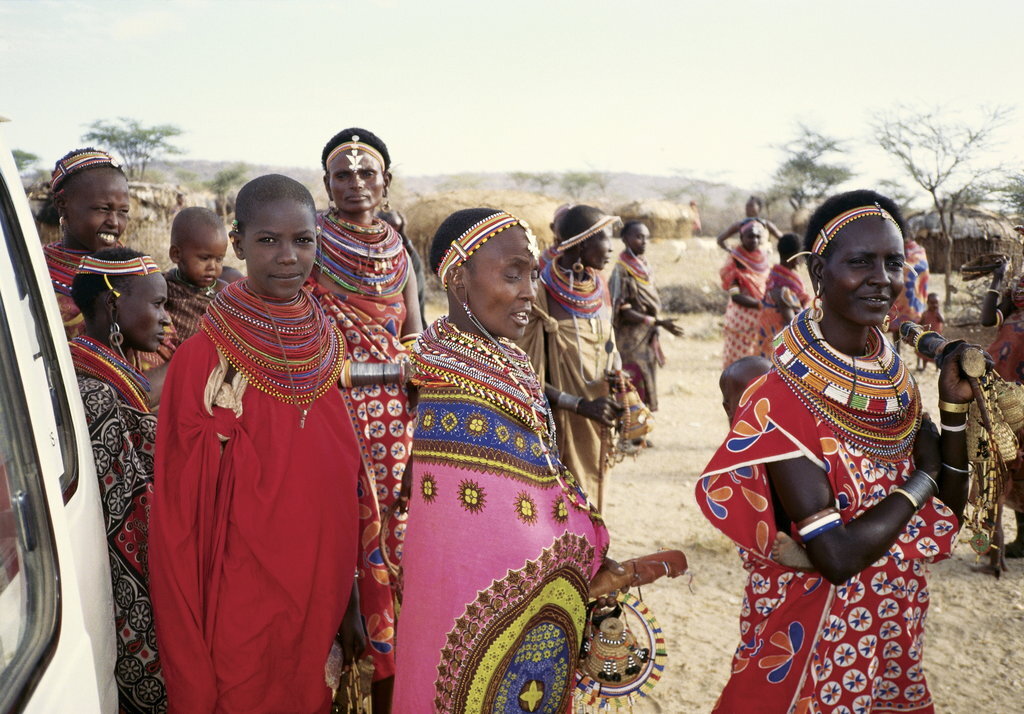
[2,0,1022,198]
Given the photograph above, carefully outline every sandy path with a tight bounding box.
[599,308,1024,713]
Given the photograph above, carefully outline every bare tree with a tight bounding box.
[998,171,1024,217]
[873,106,1011,306]
[769,125,854,212]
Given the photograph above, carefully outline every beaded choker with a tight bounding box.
[617,249,651,286]
[201,281,343,419]
[167,267,216,298]
[69,336,151,412]
[413,317,551,440]
[44,243,90,296]
[540,259,606,318]
[772,310,921,461]
[315,212,409,297]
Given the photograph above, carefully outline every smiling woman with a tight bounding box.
[695,189,977,713]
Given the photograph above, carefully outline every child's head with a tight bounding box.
[169,207,227,288]
[739,220,765,253]
[720,356,772,422]
[778,233,802,266]
[229,174,317,300]
[927,292,939,309]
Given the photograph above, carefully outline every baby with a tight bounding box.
[164,207,228,343]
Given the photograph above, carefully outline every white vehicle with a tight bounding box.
[0,118,114,712]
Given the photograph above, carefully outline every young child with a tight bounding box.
[917,292,944,371]
[150,175,364,712]
[165,206,228,344]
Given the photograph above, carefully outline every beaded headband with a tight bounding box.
[556,214,620,253]
[51,149,120,193]
[812,203,902,256]
[437,211,537,288]
[325,135,387,173]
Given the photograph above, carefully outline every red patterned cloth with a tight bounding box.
[721,248,769,367]
[696,371,959,713]
[309,280,412,680]
[891,240,929,330]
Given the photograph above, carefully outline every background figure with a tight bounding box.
[697,190,973,713]
[45,147,129,339]
[756,232,810,358]
[378,208,427,321]
[609,220,683,412]
[719,220,769,367]
[916,292,944,370]
[394,207,613,713]
[164,206,228,345]
[69,248,170,713]
[889,230,929,349]
[715,194,783,247]
[719,355,771,423]
[310,128,422,711]
[518,204,624,509]
[150,175,363,713]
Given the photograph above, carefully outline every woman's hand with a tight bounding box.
[336,583,367,665]
[657,318,684,337]
[912,415,941,479]
[578,396,623,426]
[588,557,628,606]
[937,341,990,404]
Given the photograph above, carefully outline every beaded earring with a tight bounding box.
[809,294,824,322]
[572,260,584,274]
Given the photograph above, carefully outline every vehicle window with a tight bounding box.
[0,177,60,708]
[0,173,79,501]
[0,282,60,711]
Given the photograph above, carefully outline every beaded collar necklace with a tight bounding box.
[413,317,552,442]
[201,280,343,425]
[540,258,605,318]
[44,243,90,296]
[167,266,216,298]
[772,310,921,461]
[617,248,652,286]
[315,212,409,297]
[69,336,151,412]
[730,246,769,274]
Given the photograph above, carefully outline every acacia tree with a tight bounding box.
[82,117,183,180]
[207,164,249,220]
[769,125,854,212]
[872,106,1010,307]
[999,171,1024,217]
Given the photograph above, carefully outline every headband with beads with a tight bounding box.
[51,149,120,193]
[325,135,387,173]
[555,214,620,254]
[811,203,902,256]
[437,211,537,288]
[77,255,161,298]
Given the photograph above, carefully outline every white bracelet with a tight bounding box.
[940,421,968,433]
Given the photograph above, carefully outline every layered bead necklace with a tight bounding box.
[201,280,343,426]
[540,258,605,317]
[617,248,652,286]
[772,310,921,461]
[69,336,151,412]
[316,212,409,297]
[44,243,90,296]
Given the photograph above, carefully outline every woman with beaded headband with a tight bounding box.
[517,204,626,509]
[150,175,366,713]
[696,189,976,713]
[308,128,419,709]
[719,217,771,367]
[69,247,170,713]
[394,207,624,712]
[45,147,129,339]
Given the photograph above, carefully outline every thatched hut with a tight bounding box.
[905,207,1021,274]
[614,199,697,240]
[403,189,561,260]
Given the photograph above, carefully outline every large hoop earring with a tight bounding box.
[572,260,584,274]
[882,312,892,333]
[382,191,391,212]
[809,294,823,322]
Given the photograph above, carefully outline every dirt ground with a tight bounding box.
[595,240,1024,713]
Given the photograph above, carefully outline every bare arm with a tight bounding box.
[402,268,425,336]
[716,221,743,250]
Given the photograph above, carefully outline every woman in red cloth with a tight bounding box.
[308,128,420,711]
[697,190,974,713]
[69,248,170,713]
[150,175,364,713]
[720,219,770,367]
[756,232,811,358]
[45,148,129,339]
